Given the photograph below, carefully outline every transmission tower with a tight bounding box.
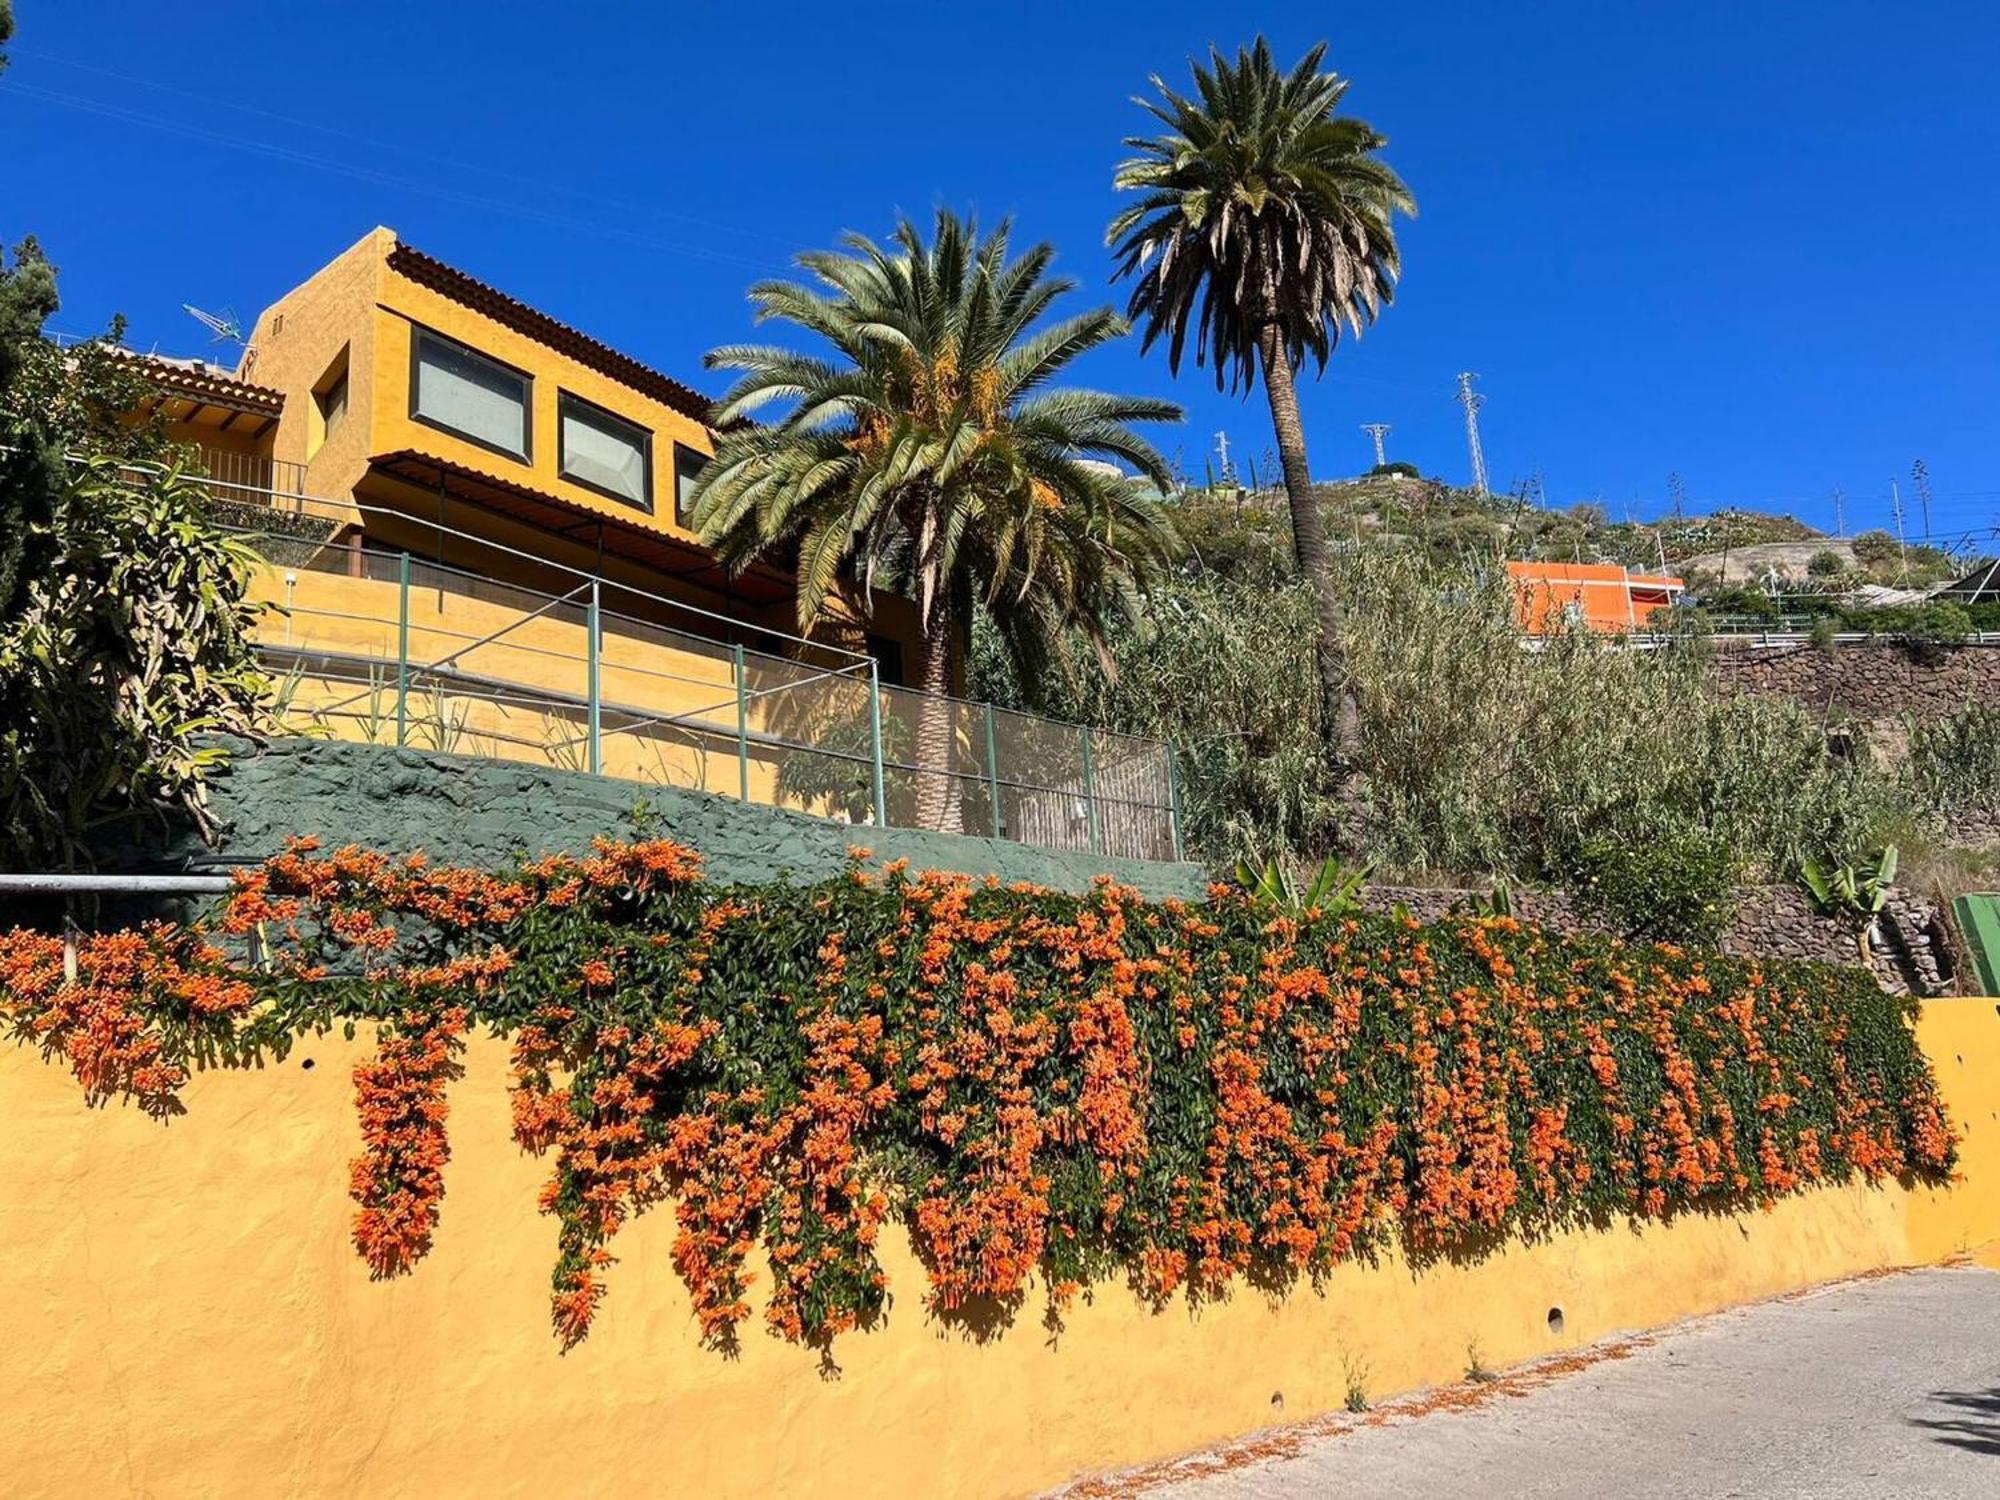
[1668,471,1688,521]
[1455,373,1488,496]
[1831,487,1845,538]
[1361,423,1392,468]
[1911,459,1933,542]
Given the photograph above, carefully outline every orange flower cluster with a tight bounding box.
[351,1007,468,1277]
[0,837,1959,1356]
[0,925,251,1115]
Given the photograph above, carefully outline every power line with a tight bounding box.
[1,82,785,274]
[13,46,804,253]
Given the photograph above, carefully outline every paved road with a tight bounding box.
[1145,1265,2000,1499]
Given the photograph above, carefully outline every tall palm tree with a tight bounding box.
[1108,38,1415,795]
[691,210,1182,832]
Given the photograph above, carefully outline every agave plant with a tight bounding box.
[1234,851,1372,915]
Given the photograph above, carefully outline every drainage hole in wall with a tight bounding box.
[1270,1391,1284,1412]
[300,1057,316,1071]
[1547,1306,1565,1336]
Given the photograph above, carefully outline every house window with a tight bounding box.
[410,328,530,460]
[317,369,348,433]
[308,357,348,463]
[673,444,709,530]
[559,393,652,509]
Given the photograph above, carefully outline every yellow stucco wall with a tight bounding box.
[3,1001,1994,1500]
[240,227,387,499]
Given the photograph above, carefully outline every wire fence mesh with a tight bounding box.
[240,528,1180,861]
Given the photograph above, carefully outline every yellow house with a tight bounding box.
[100,230,1181,858]
[155,227,923,680]
[105,230,947,815]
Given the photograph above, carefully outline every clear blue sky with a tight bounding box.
[5,1,1997,547]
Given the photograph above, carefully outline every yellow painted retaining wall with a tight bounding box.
[3,1000,1996,1500]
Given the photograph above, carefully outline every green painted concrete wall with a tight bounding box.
[180,737,1207,901]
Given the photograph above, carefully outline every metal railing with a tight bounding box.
[187,473,1181,863]
[196,447,309,501]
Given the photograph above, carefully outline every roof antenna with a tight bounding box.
[182,304,254,374]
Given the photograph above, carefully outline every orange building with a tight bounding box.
[1507,560,1685,635]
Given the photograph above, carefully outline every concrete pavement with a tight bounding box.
[1115,1265,2000,1499]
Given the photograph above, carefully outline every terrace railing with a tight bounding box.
[189,473,1182,863]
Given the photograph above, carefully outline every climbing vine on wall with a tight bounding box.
[0,838,1957,1352]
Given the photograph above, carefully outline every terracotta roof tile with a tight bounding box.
[386,242,714,426]
[107,347,286,416]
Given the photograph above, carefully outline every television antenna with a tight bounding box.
[180,303,255,375]
[183,303,248,347]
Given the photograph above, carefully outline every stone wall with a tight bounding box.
[1709,640,1998,851]
[1360,882,1952,996]
[1710,639,1998,727]
[151,736,1208,902]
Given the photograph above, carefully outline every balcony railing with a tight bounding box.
[193,448,312,509]
[182,472,1182,863]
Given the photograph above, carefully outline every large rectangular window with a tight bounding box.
[410,329,530,460]
[673,444,710,530]
[559,392,652,509]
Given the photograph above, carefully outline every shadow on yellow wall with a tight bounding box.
[2,1001,1995,1499]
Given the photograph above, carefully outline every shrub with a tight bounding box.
[1568,831,1738,947]
[977,539,1910,882]
[1,242,268,866]
[1368,461,1421,479]
[1851,530,1900,566]
[972,575,1341,865]
[0,460,271,865]
[1911,704,2000,821]
[1807,549,1846,578]
[1341,553,1903,883]
[0,839,1956,1353]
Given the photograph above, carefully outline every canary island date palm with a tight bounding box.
[1109,38,1415,803]
[690,211,1182,832]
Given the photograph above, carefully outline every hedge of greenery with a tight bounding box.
[0,839,1954,1353]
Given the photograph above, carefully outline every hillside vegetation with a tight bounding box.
[1192,472,1971,589]
[971,481,1994,918]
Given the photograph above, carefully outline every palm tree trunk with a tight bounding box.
[1256,324,1364,818]
[910,613,959,833]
